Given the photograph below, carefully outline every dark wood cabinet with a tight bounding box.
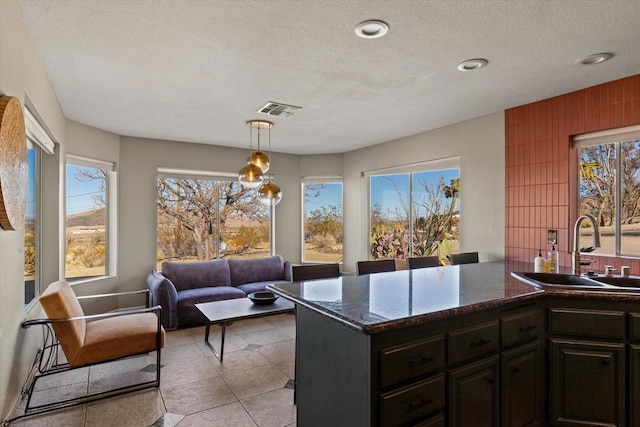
[295,302,543,426]
[502,341,542,427]
[631,344,640,426]
[550,339,625,426]
[449,354,500,427]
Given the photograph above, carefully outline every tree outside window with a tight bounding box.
[369,168,459,263]
[65,159,111,280]
[156,176,270,266]
[578,138,640,256]
[303,180,343,263]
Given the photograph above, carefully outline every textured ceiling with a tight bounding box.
[16,0,640,155]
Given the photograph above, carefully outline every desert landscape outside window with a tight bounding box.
[24,140,39,305]
[302,178,343,263]
[156,172,271,266]
[577,128,640,256]
[368,160,460,263]
[64,156,113,280]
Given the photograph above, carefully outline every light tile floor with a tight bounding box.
[7,314,297,427]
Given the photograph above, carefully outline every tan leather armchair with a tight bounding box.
[7,280,165,422]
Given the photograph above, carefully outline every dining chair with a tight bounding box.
[356,259,397,275]
[448,251,480,265]
[291,263,341,281]
[406,255,441,270]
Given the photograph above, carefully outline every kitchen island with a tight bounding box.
[268,261,545,426]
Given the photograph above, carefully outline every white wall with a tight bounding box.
[117,138,344,293]
[342,112,505,272]
[0,0,66,419]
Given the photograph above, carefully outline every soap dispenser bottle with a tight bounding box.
[534,249,546,273]
[548,244,559,273]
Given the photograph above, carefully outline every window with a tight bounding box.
[302,177,343,263]
[368,159,459,261]
[24,140,39,305]
[156,171,271,266]
[24,107,55,305]
[575,125,640,257]
[65,155,115,281]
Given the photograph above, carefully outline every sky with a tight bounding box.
[32,162,460,219]
[66,164,105,215]
[26,149,36,218]
[370,169,459,220]
[304,182,343,216]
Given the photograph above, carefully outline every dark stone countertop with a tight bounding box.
[269,260,640,334]
[268,260,546,334]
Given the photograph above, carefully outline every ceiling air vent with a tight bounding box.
[257,102,302,117]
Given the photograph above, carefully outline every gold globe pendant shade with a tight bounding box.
[238,120,272,188]
[238,162,264,188]
[257,180,282,206]
[238,119,282,206]
[248,150,269,173]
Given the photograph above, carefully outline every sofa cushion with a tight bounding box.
[228,256,285,287]
[177,286,246,327]
[162,259,230,291]
[236,280,290,295]
[177,286,246,306]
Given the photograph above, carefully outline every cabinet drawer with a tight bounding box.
[380,335,445,388]
[415,414,445,427]
[502,309,541,347]
[380,374,445,427]
[549,308,625,339]
[448,320,499,365]
[630,313,640,341]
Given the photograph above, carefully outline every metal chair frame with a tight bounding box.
[4,289,162,425]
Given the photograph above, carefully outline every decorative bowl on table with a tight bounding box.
[247,291,279,305]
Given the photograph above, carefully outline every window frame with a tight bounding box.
[574,125,640,257]
[24,138,41,307]
[64,154,117,282]
[364,157,460,261]
[156,168,274,263]
[24,106,55,307]
[301,176,344,264]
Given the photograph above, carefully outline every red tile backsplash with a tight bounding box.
[505,74,640,274]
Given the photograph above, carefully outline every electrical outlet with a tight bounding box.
[547,229,558,244]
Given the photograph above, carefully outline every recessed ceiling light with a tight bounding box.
[576,52,614,65]
[457,58,488,72]
[355,20,389,39]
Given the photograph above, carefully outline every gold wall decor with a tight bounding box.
[0,95,27,230]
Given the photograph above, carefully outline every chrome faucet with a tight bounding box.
[572,214,601,276]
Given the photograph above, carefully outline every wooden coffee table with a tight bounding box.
[195,297,294,362]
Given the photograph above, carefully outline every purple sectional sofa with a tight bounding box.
[146,255,291,328]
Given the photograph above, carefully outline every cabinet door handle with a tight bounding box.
[407,398,433,412]
[512,367,520,374]
[407,356,433,368]
[519,325,537,333]
[601,359,610,366]
[470,338,490,348]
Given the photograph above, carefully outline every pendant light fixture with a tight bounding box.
[256,121,282,207]
[247,121,269,173]
[238,120,271,188]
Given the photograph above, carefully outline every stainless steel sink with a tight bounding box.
[512,271,640,293]
[512,272,603,290]
[589,276,640,288]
